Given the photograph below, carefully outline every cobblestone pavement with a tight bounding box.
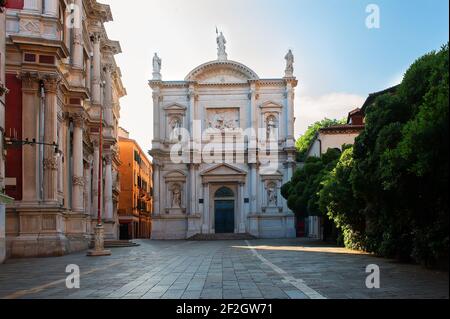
[0,239,448,299]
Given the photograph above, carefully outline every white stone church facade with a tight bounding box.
[149,34,297,239]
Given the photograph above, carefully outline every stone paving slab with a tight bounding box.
[0,239,448,299]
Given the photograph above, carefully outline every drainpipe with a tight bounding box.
[39,81,45,201]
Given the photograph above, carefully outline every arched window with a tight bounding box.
[215,187,234,198]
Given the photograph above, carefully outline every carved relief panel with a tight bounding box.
[206,108,240,132]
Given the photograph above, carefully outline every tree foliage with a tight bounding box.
[281,148,342,219]
[295,118,345,162]
[321,44,449,267]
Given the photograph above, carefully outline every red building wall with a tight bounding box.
[6,0,24,9]
[5,74,23,200]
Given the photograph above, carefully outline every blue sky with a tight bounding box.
[102,0,449,152]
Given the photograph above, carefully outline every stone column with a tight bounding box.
[188,84,196,134]
[249,164,257,215]
[43,0,59,17]
[104,65,113,126]
[84,161,92,216]
[104,155,113,220]
[286,82,295,148]
[189,164,196,215]
[20,74,39,201]
[57,121,64,195]
[72,0,84,70]
[91,138,99,217]
[85,57,91,90]
[91,33,102,105]
[71,114,85,212]
[249,82,258,141]
[24,0,40,12]
[239,182,246,233]
[152,89,161,142]
[202,183,210,234]
[153,163,160,216]
[43,76,60,203]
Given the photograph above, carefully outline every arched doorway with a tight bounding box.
[214,187,235,234]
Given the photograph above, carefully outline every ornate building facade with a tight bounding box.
[118,127,153,240]
[1,0,10,264]
[149,33,297,239]
[2,0,125,258]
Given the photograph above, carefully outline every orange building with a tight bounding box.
[118,128,153,239]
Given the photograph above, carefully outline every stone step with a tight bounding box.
[90,240,140,249]
[187,233,257,241]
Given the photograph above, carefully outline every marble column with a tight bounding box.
[249,82,258,142]
[20,74,39,202]
[153,163,160,216]
[24,0,40,11]
[57,121,64,195]
[43,0,59,17]
[152,91,161,143]
[188,84,196,135]
[43,76,59,203]
[104,65,113,126]
[202,183,210,234]
[104,155,113,220]
[189,164,196,215]
[249,164,257,215]
[238,182,246,233]
[91,139,100,217]
[286,82,295,148]
[85,57,91,90]
[72,0,84,70]
[91,33,102,105]
[84,161,92,216]
[71,114,84,212]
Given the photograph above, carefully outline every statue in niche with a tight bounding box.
[267,183,278,207]
[169,117,182,136]
[171,184,182,209]
[266,115,277,139]
[285,49,294,77]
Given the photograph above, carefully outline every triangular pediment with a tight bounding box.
[260,100,283,109]
[163,103,187,111]
[164,170,187,179]
[201,164,247,176]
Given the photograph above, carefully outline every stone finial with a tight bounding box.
[152,53,162,80]
[284,49,294,77]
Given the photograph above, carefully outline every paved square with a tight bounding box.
[0,239,448,299]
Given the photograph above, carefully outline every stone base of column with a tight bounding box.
[239,223,246,234]
[87,225,111,257]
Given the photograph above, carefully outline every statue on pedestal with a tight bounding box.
[216,30,228,61]
[152,53,162,80]
[284,49,294,77]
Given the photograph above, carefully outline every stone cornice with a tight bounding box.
[185,60,260,82]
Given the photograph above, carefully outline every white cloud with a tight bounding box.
[295,92,366,137]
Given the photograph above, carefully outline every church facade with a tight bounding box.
[149,33,297,239]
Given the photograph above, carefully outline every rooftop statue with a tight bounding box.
[152,53,162,80]
[217,30,228,61]
[285,49,294,77]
